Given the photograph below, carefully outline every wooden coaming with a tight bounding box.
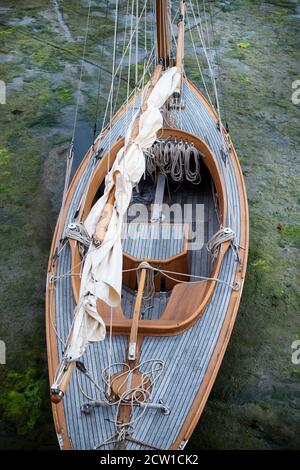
[68,128,228,336]
[45,77,249,450]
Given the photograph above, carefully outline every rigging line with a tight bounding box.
[71,0,92,143]
[151,0,156,67]
[108,0,119,173]
[202,0,212,59]
[0,21,124,80]
[125,0,135,132]
[186,11,213,107]
[93,0,110,140]
[188,1,221,122]
[49,283,66,348]
[132,0,139,129]
[122,263,239,291]
[135,0,139,88]
[188,2,234,228]
[93,43,155,161]
[113,0,131,115]
[168,6,179,54]
[197,0,211,53]
[188,2,235,233]
[162,0,166,66]
[99,0,149,134]
[107,305,113,396]
[54,0,92,252]
[195,0,235,225]
[78,45,154,224]
[207,0,229,126]
[142,0,148,90]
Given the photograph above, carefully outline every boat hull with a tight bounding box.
[46,79,248,450]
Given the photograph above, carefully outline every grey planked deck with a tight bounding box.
[122,222,186,260]
[52,81,241,450]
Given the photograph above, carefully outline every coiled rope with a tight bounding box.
[145,139,202,184]
[207,227,236,258]
[75,358,165,450]
[65,221,91,247]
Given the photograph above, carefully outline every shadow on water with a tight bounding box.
[72,122,94,174]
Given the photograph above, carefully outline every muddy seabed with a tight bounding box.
[0,0,299,450]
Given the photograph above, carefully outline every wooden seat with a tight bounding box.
[97,241,230,337]
[96,281,208,336]
[122,222,190,290]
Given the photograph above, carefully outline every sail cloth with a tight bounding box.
[66,67,181,361]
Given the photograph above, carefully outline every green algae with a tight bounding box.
[0,367,44,436]
[280,225,300,248]
[0,0,299,450]
[238,41,251,49]
[186,0,300,450]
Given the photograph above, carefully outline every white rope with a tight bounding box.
[113,0,131,115]
[145,139,202,184]
[123,260,240,291]
[125,0,135,130]
[75,357,165,449]
[187,2,237,232]
[107,306,113,396]
[53,1,92,253]
[71,0,92,142]
[108,0,119,172]
[207,226,236,258]
[188,1,221,119]
[136,262,155,314]
[65,221,91,247]
[186,11,213,107]
[100,0,149,134]
[199,0,212,55]
[135,0,139,88]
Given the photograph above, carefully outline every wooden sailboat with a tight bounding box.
[46,1,248,450]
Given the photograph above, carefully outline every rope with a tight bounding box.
[207,226,236,258]
[187,1,221,121]
[65,221,91,247]
[75,357,165,450]
[71,0,92,143]
[136,262,155,315]
[108,0,119,171]
[135,0,139,88]
[100,0,149,133]
[145,139,202,184]
[113,0,131,115]
[125,435,164,450]
[186,11,213,107]
[93,0,110,136]
[123,260,240,291]
[53,0,92,253]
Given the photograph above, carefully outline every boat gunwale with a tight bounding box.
[171,79,249,449]
[45,78,249,450]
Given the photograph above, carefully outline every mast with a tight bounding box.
[175,1,186,76]
[155,0,171,68]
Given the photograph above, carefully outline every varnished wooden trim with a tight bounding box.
[45,97,136,450]
[68,128,228,336]
[171,83,249,450]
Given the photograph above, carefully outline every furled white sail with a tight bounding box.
[66,67,181,361]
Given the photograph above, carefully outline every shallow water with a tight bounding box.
[0,0,299,450]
